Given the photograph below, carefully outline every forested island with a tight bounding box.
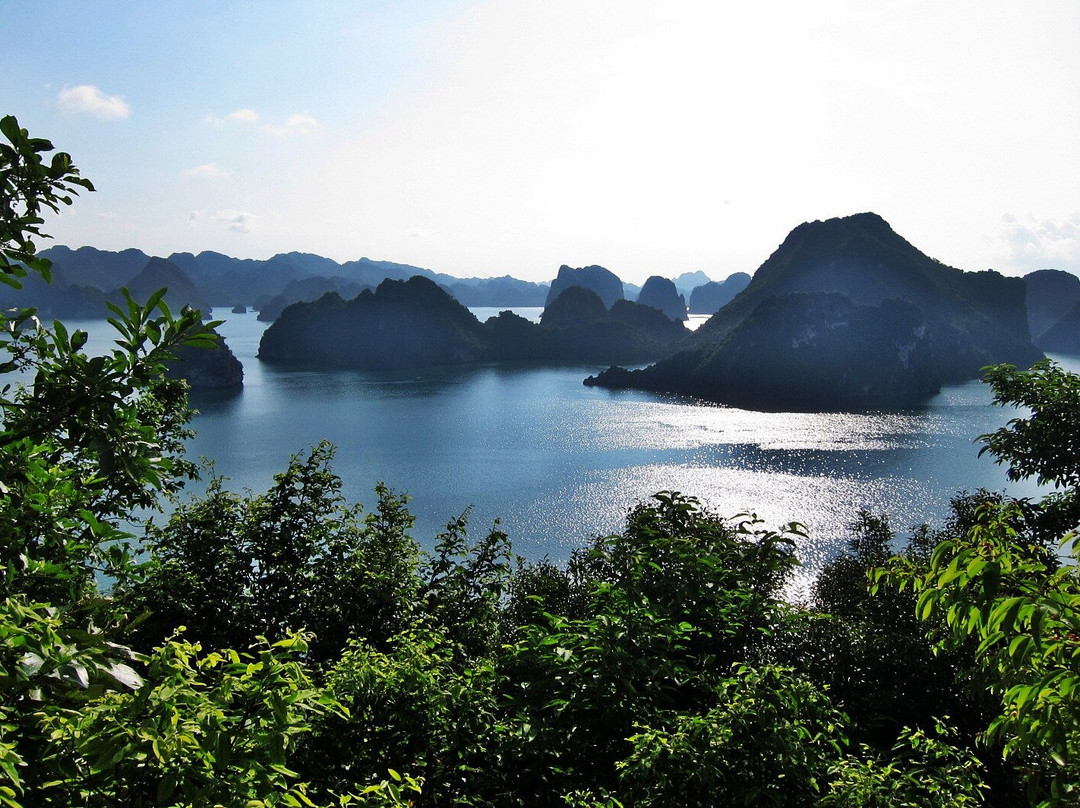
[4,115,1080,807]
[587,213,1044,409]
[257,275,690,367]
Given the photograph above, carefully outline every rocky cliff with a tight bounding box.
[259,276,687,369]
[1024,269,1080,352]
[166,330,244,389]
[586,213,1042,410]
[637,276,687,321]
[544,265,624,309]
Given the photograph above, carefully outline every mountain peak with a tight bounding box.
[697,212,960,343]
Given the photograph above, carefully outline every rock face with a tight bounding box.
[586,213,1043,410]
[544,265,624,309]
[166,332,244,390]
[688,273,752,314]
[1024,269,1080,351]
[636,276,687,321]
[259,276,688,369]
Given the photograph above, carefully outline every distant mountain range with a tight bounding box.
[17,246,738,321]
[7,220,1076,410]
[29,245,554,313]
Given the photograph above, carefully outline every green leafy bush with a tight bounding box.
[619,663,846,807]
[124,443,422,664]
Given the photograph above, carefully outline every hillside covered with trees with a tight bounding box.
[3,116,1080,807]
[587,213,1044,410]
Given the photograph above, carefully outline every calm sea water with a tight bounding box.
[65,310,1073,597]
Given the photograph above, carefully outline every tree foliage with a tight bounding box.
[7,114,1080,807]
[0,115,93,286]
[980,359,1080,492]
[124,442,421,664]
[878,360,1080,807]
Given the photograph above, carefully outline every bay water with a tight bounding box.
[143,308,1070,598]
[56,308,1071,596]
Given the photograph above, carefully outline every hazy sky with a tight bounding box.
[4,0,1079,284]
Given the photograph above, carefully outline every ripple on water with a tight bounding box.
[497,460,968,601]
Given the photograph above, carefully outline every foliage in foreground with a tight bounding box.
[3,112,1080,806]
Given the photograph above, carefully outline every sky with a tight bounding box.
[3,0,1079,285]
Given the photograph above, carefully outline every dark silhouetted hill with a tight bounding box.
[637,276,687,321]
[444,276,549,307]
[1024,269,1080,350]
[694,213,1032,351]
[0,271,107,318]
[258,277,489,368]
[688,273,751,314]
[540,285,609,328]
[587,213,1042,410]
[534,289,690,363]
[42,245,551,311]
[40,245,152,291]
[544,265,624,309]
[119,257,211,314]
[256,276,371,322]
[259,277,687,369]
[609,298,688,344]
[672,270,712,299]
[166,327,244,389]
[588,293,940,410]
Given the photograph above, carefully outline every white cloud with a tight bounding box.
[57,85,130,119]
[205,107,259,125]
[992,213,1080,272]
[261,111,320,137]
[214,209,257,233]
[227,108,259,123]
[182,162,228,178]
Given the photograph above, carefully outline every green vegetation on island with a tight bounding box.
[588,213,1044,410]
[257,276,690,368]
[4,115,1080,807]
